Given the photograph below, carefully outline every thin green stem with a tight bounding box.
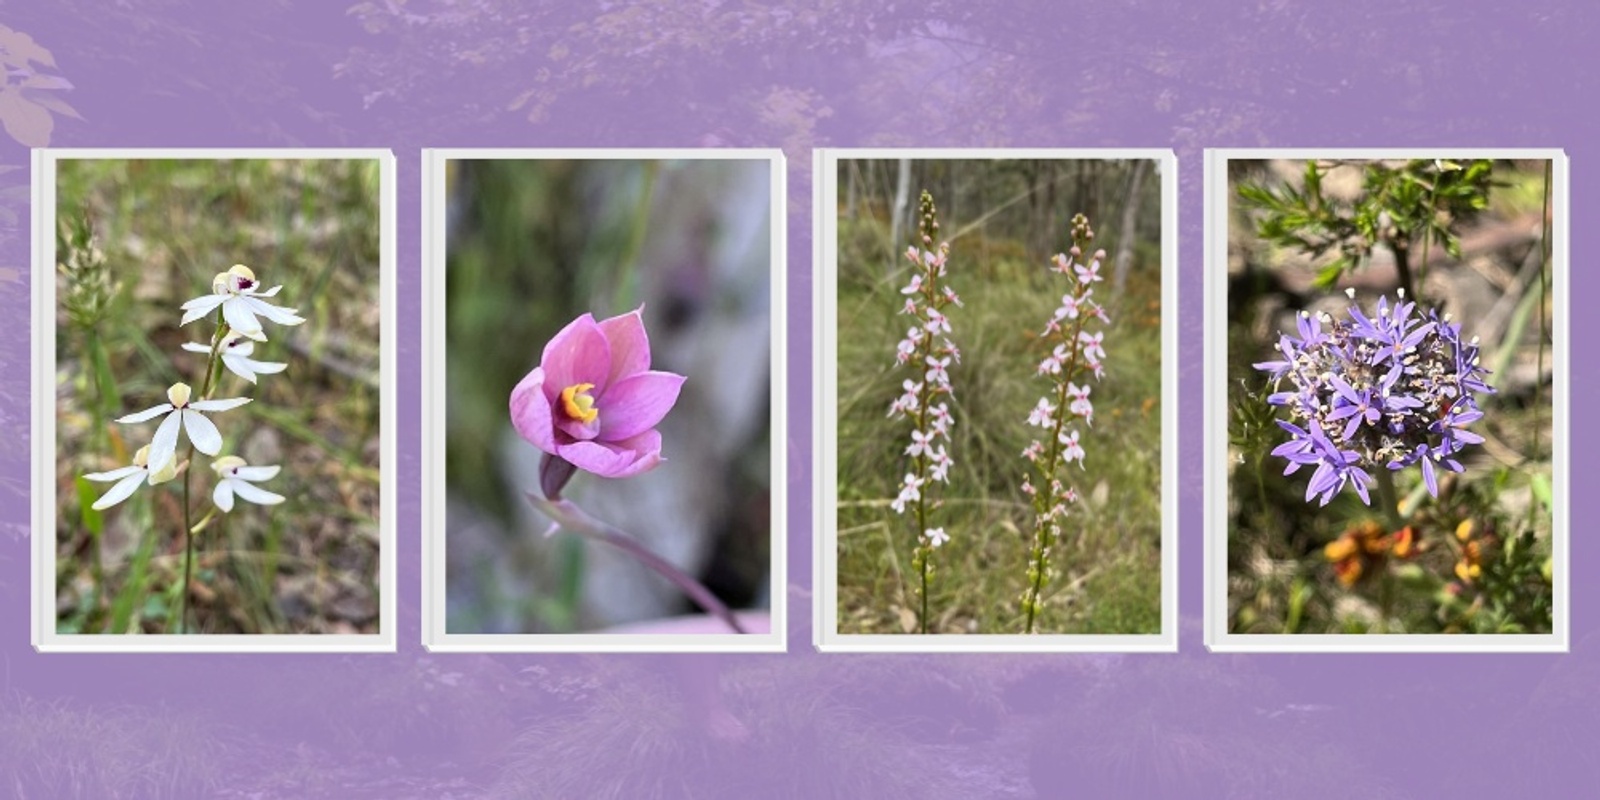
[526,493,748,634]
[1373,469,1406,532]
[1023,273,1092,634]
[178,316,229,634]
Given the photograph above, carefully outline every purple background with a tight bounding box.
[3,3,1594,797]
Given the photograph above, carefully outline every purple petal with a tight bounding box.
[559,429,664,478]
[598,370,686,441]
[1328,374,1363,406]
[541,314,611,391]
[597,308,652,386]
[1420,451,1438,497]
[509,367,558,453]
[1350,469,1372,505]
[554,408,601,442]
[1326,404,1360,422]
[1340,414,1362,442]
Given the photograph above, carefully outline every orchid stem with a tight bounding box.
[526,493,748,634]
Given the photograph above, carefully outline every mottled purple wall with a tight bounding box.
[1,3,1594,798]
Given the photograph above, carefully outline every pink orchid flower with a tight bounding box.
[510,309,686,490]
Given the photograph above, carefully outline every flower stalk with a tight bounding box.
[887,191,959,634]
[87,263,298,634]
[1020,213,1109,633]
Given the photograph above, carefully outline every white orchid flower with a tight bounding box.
[182,334,287,384]
[83,445,179,511]
[210,456,285,512]
[179,264,305,337]
[116,382,251,474]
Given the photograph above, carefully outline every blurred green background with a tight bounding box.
[833,158,1164,634]
[445,158,773,633]
[55,157,383,635]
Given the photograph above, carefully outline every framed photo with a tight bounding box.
[815,149,1178,652]
[33,149,397,652]
[1205,150,1568,652]
[422,149,786,653]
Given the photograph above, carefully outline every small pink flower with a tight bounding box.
[1074,257,1102,285]
[511,308,685,483]
[1068,382,1094,425]
[941,338,962,364]
[1054,292,1082,321]
[1027,398,1056,428]
[901,273,924,295]
[906,429,933,458]
[1079,330,1106,362]
[929,446,952,483]
[1059,428,1086,466]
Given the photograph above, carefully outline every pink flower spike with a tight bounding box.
[511,309,685,490]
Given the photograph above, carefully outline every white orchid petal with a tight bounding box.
[241,357,286,375]
[189,397,251,412]
[179,293,228,312]
[255,285,283,297]
[212,479,235,513]
[219,354,257,383]
[180,342,213,354]
[92,473,147,510]
[148,412,183,476]
[243,296,305,326]
[231,465,281,481]
[117,403,174,424]
[84,465,144,482]
[182,410,223,456]
[179,297,228,326]
[221,298,263,336]
[229,480,285,506]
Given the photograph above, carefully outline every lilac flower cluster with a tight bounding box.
[1020,213,1109,632]
[1255,289,1494,506]
[887,191,960,526]
[884,191,962,634]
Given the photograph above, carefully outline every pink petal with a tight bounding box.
[598,370,685,441]
[597,307,652,385]
[540,314,611,391]
[509,367,558,453]
[554,411,601,441]
[558,429,663,478]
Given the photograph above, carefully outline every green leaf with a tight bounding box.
[1530,473,1553,512]
[75,475,103,537]
[108,526,159,634]
[1313,259,1347,288]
